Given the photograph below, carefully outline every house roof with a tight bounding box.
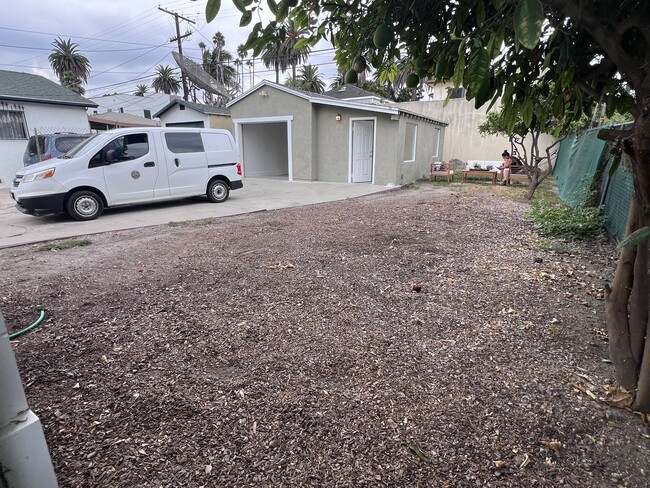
[88,111,160,128]
[0,70,98,108]
[154,99,231,118]
[323,84,385,101]
[227,80,447,126]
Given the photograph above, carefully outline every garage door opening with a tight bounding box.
[241,122,289,179]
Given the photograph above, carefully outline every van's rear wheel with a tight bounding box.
[207,180,229,203]
[66,191,104,220]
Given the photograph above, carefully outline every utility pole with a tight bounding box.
[158,7,195,101]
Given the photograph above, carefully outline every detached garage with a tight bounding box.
[227,81,447,186]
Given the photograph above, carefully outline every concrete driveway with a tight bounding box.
[0,178,393,248]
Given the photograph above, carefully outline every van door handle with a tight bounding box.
[144,161,155,167]
[174,158,180,167]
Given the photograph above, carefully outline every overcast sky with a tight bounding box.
[0,0,338,99]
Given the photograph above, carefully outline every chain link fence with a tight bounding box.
[30,126,92,136]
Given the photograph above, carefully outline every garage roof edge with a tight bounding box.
[227,80,447,125]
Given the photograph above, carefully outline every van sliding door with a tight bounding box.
[162,131,209,197]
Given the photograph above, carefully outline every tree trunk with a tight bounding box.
[607,92,650,412]
[525,174,539,200]
[605,197,639,390]
[630,99,650,411]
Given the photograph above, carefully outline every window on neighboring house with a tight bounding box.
[448,87,467,99]
[404,122,417,162]
[0,102,28,140]
[144,109,151,119]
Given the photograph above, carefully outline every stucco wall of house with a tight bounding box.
[312,105,446,186]
[400,99,555,164]
[313,104,403,186]
[393,116,445,185]
[229,86,314,180]
[158,107,210,127]
[0,102,90,189]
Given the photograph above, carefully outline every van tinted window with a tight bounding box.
[165,132,204,153]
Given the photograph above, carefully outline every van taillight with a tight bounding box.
[236,162,242,176]
[44,153,52,160]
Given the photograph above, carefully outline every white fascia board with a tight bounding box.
[309,97,397,115]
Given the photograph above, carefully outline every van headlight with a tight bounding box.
[22,168,55,182]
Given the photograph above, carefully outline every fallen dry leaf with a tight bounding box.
[540,440,562,453]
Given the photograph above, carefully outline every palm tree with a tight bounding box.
[296,64,325,93]
[261,28,289,84]
[237,44,247,91]
[283,20,311,81]
[260,21,312,85]
[134,84,149,97]
[48,37,91,89]
[152,65,181,94]
[201,38,238,92]
[61,72,85,95]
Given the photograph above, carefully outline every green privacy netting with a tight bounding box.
[553,123,634,241]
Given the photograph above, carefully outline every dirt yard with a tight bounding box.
[1,184,648,487]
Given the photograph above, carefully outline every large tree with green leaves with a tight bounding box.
[48,37,91,93]
[152,65,181,95]
[207,0,650,413]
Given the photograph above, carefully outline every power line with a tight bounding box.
[0,26,167,48]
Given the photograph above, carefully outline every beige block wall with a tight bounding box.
[208,114,234,134]
[399,99,556,164]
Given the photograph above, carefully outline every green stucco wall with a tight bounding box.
[229,86,315,180]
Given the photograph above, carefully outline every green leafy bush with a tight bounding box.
[527,190,606,240]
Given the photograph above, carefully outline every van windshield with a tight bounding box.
[61,134,101,158]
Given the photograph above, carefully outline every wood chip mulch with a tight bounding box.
[1,183,648,487]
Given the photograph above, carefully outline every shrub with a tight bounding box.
[527,190,606,240]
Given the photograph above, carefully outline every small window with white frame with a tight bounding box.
[404,122,417,162]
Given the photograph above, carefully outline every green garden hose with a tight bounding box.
[8,311,46,340]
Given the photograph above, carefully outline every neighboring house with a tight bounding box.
[227,81,447,186]
[154,100,232,132]
[0,70,97,189]
[401,82,555,164]
[89,93,173,120]
[88,111,160,131]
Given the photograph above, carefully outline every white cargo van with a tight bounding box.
[10,127,243,220]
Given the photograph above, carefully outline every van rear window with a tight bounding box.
[202,132,233,152]
[165,132,204,153]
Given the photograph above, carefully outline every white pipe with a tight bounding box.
[0,310,58,487]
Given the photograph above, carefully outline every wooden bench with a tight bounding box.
[429,161,454,183]
[500,163,528,183]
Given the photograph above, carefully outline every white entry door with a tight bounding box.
[351,120,374,183]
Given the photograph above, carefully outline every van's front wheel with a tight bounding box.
[66,190,104,220]
[207,180,229,203]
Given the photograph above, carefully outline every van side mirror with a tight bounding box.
[105,149,116,162]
